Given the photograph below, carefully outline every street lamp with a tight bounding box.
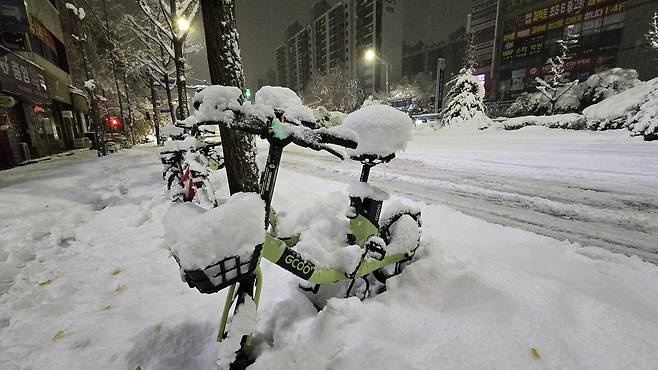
[176,18,190,32]
[363,48,389,97]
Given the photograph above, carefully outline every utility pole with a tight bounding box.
[435,58,446,113]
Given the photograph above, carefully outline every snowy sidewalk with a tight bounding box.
[1,143,657,370]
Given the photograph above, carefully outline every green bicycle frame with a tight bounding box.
[218,138,415,345]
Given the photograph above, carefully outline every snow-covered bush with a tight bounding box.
[626,87,658,139]
[506,68,640,118]
[309,65,364,113]
[498,114,586,130]
[583,78,658,130]
[506,87,580,117]
[441,68,492,129]
[361,95,382,108]
[577,68,640,108]
[313,106,346,128]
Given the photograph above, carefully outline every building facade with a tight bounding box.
[495,0,658,100]
[0,0,88,169]
[274,0,403,98]
[468,0,500,98]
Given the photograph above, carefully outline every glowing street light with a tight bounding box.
[364,49,376,63]
[363,48,389,96]
[176,18,190,32]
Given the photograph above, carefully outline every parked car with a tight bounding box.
[412,113,441,125]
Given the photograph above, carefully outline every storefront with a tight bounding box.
[0,45,51,168]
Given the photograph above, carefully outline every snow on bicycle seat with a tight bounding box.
[342,104,413,163]
[255,86,315,125]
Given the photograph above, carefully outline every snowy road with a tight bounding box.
[280,127,658,264]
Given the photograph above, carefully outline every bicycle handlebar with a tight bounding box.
[198,110,358,159]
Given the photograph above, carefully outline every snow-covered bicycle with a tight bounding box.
[160,117,224,208]
[166,86,421,369]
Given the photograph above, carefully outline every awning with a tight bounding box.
[68,85,88,113]
[46,74,72,105]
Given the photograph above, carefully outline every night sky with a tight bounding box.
[145,0,469,88]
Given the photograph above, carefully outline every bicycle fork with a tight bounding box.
[217,264,263,344]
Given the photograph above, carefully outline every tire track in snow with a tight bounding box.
[280,150,658,264]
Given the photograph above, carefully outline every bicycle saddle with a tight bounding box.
[342,104,414,162]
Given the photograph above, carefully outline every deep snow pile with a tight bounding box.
[164,193,265,270]
[1,143,658,370]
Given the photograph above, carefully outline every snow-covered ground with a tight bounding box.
[1,127,657,369]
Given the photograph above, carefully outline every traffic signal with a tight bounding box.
[244,88,252,100]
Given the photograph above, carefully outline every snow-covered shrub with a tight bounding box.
[506,87,580,117]
[583,77,658,131]
[309,65,364,112]
[577,68,640,108]
[627,87,658,139]
[498,114,586,130]
[313,106,347,128]
[441,68,492,129]
[361,95,382,108]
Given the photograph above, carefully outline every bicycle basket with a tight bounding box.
[175,245,262,294]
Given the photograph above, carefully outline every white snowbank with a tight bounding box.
[342,104,413,157]
[164,193,264,270]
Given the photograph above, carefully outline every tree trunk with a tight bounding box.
[122,69,135,145]
[173,40,189,119]
[199,0,259,194]
[159,45,177,123]
[150,77,161,145]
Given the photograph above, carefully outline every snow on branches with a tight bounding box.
[647,12,658,50]
[535,25,579,115]
[65,3,86,20]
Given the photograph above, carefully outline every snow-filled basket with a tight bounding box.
[342,104,413,161]
[164,193,265,294]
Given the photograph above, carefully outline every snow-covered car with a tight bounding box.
[412,113,441,125]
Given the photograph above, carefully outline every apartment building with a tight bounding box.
[274,0,403,96]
